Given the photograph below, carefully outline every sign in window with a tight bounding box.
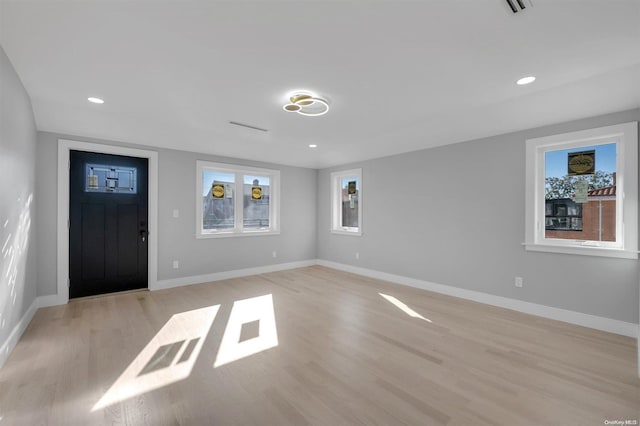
[196,161,280,237]
[331,169,362,235]
[544,143,616,242]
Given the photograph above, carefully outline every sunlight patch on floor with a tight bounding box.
[92,305,219,411]
[214,294,278,368]
[379,293,432,322]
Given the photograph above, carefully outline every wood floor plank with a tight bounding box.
[0,266,638,425]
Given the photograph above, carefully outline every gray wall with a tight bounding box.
[36,132,317,296]
[23,100,640,325]
[317,109,640,324]
[0,45,38,349]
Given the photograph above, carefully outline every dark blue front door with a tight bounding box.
[69,150,148,298]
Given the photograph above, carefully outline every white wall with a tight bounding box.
[36,132,317,296]
[317,109,640,324]
[0,45,38,365]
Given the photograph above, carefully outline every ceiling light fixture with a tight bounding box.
[308,144,318,148]
[283,92,329,117]
[516,76,536,85]
[88,97,104,104]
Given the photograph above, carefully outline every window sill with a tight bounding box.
[331,229,362,237]
[197,230,280,239]
[523,242,638,259]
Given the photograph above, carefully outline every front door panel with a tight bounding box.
[69,150,148,298]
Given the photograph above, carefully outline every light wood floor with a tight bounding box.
[0,266,638,425]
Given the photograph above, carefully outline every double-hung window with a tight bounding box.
[196,161,280,237]
[331,168,362,235]
[525,122,637,258]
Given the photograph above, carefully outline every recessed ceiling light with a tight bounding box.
[516,76,536,85]
[88,97,104,104]
[308,144,318,148]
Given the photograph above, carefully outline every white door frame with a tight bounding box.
[57,139,159,304]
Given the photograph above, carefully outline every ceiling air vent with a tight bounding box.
[228,121,269,132]
[506,0,533,13]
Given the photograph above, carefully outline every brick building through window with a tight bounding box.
[545,174,616,242]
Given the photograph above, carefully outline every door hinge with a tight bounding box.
[68,278,70,288]
[67,219,70,229]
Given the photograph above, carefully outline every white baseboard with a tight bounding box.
[153,260,317,291]
[317,260,639,338]
[0,297,39,369]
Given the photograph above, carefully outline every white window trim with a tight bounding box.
[331,168,363,236]
[196,161,280,238]
[524,122,638,259]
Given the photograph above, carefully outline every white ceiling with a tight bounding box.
[1,0,639,169]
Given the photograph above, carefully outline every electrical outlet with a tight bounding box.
[173,260,179,269]
[355,252,360,259]
[515,277,523,288]
[272,251,277,258]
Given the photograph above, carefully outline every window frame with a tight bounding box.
[330,168,363,236]
[196,161,280,238]
[524,122,638,259]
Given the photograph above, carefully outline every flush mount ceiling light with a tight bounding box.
[516,76,536,85]
[88,97,104,104]
[283,92,329,117]
[308,144,318,148]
